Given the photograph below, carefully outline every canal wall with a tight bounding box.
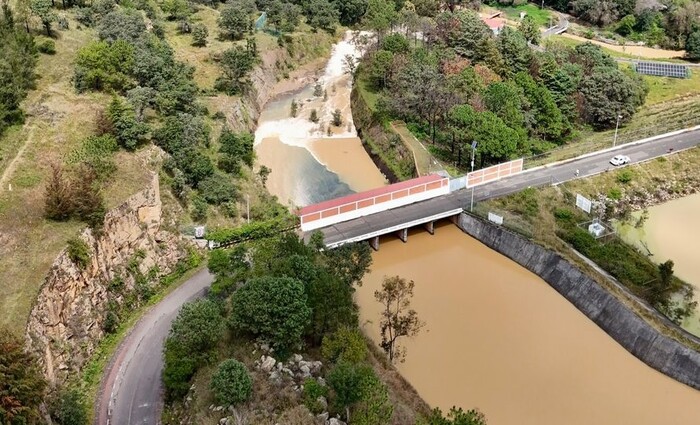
[455,213,700,391]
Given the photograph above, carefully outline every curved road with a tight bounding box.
[96,269,214,425]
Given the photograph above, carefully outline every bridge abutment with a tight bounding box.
[369,236,380,251]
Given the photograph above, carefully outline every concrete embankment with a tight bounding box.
[455,213,700,391]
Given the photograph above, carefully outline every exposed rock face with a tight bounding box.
[25,174,192,383]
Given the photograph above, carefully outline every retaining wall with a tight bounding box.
[455,213,700,391]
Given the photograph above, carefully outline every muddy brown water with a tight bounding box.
[356,223,700,425]
[616,192,700,336]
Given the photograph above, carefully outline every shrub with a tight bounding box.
[617,170,634,184]
[67,238,90,269]
[309,109,319,123]
[553,208,574,221]
[192,23,208,46]
[321,327,368,364]
[50,388,87,425]
[608,187,622,200]
[210,359,252,405]
[198,173,237,205]
[303,378,328,414]
[191,195,208,222]
[37,38,56,54]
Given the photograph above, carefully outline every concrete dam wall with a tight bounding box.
[455,213,700,391]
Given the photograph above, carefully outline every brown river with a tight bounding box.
[356,223,700,424]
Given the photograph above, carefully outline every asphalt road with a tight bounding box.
[317,127,700,246]
[96,269,214,425]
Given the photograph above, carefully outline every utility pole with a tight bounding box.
[246,194,250,224]
[613,114,623,147]
[470,141,477,212]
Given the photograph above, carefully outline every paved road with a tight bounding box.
[316,128,700,246]
[96,269,214,425]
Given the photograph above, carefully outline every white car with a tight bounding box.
[610,155,630,166]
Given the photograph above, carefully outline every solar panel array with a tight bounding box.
[634,61,690,79]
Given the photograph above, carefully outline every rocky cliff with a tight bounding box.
[456,213,700,391]
[25,174,192,383]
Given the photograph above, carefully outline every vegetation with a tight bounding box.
[375,276,424,363]
[0,330,47,425]
[0,4,37,138]
[66,238,91,269]
[357,9,647,172]
[210,359,253,405]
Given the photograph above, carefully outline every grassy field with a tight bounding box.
[0,16,154,332]
[500,4,552,27]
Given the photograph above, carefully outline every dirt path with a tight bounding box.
[558,33,686,59]
[390,121,446,176]
[0,125,35,193]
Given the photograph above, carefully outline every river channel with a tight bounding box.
[254,35,700,424]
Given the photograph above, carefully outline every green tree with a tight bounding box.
[107,96,148,150]
[352,377,393,425]
[163,299,224,399]
[442,10,491,60]
[363,0,397,34]
[74,40,135,93]
[198,173,237,204]
[230,276,312,354]
[382,33,410,53]
[518,14,540,45]
[218,2,251,40]
[192,23,208,46]
[268,0,301,32]
[616,14,636,36]
[367,49,394,89]
[483,81,525,130]
[97,9,147,43]
[497,26,531,76]
[334,0,367,25]
[50,388,88,425]
[579,66,647,129]
[374,275,424,363]
[162,0,191,20]
[30,0,56,36]
[304,0,339,31]
[514,72,566,142]
[290,98,298,117]
[210,359,253,405]
[309,109,319,123]
[321,327,368,364]
[322,241,372,287]
[0,329,46,425]
[686,30,700,60]
[327,360,376,421]
[218,128,254,173]
[215,46,256,95]
[126,86,156,121]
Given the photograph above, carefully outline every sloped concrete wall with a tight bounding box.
[456,213,700,391]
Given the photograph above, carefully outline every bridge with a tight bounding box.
[301,126,700,249]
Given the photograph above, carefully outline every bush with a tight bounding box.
[210,359,253,405]
[67,238,90,269]
[321,327,368,364]
[37,38,56,54]
[553,208,574,222]
[309,109,319,123]
[608,187,622,200]
[303,378,328,414]
[190,195,208,222]
[617,170,634,184]
[50,388,88,425]
[192,23,208,46]
[198,173,237,205]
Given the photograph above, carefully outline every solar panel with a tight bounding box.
[633,61,690,79]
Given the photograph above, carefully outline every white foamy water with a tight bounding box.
[254,31,373,149]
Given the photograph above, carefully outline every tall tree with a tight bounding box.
[30,0,55,35]
[333,0,368,26]
[304,0,339,32]
[215,46,256,95]
[0,329,47,425]
[374,275,424,363]
[497,27,531,76]
[578,66,647,129]
[218,2,250,40]
[267,0,301,32]
[363,0,397,34]
[518,15,540,45]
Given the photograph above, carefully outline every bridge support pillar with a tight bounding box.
[369,236,380,251]
[424,221,435,235]
[397,228,408,243]
[450,214,459,224]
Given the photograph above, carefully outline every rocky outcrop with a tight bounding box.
[456,213,700,391]
[25,174,192,383]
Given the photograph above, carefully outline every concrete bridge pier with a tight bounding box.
[424,221,435,235]
[397,228,408,243]
[369,236,380,251]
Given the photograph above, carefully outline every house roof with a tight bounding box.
[482,17,505,30]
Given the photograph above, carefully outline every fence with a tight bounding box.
[466,158,523,187]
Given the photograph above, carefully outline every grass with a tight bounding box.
[643,71,700,105]
[81,263,206,421]
[499,3,552,27]
[356,78,379,112]
[0,15,154,333]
